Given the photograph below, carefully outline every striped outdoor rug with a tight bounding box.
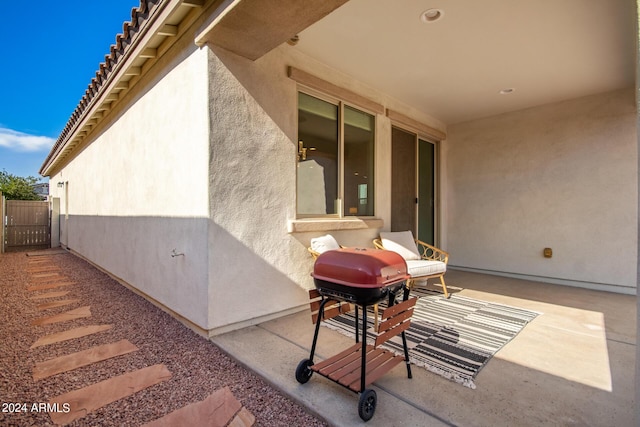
[322,290,539,389]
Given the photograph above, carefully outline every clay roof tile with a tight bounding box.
[42,1,165,174]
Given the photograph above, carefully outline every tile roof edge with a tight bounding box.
[40,0,165,176]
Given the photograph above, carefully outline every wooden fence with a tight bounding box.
[3,199,50,252]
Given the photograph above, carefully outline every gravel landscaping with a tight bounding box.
[0,249,327,426]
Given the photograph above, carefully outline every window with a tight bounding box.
[297,92,375,217]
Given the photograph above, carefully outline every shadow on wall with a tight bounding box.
[207,221,317,329]
[59,214,317,332]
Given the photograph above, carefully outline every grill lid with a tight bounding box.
[312,247,409,288]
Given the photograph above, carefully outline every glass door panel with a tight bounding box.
[418,139,435,245]
[391,127,416,234]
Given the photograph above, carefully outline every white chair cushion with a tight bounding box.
[380,231,421,260]
[310,234,340,254]
[405,260,446,277]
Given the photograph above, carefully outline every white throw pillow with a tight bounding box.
[380,231,421,260]
[310,234,340,254]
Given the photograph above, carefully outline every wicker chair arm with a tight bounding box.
[415,239,449,264]
[308,247,321,260]
[373,238,448,264]
[372,239,384,250]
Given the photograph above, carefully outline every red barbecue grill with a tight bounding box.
[295,247,416,421]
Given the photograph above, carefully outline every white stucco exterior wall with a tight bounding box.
[49,44,212,328]
[44,35,448,335]
[203,44,447,331]
[205,47,305,329]
[445,89,637,293]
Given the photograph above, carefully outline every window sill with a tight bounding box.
[288,218,384,233]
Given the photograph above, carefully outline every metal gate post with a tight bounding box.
[50,198,60,248]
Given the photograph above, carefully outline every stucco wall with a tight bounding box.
[44,37,447,334]
[49,44,212,328]
[445,89,637,293]
[203,44,446,331]
[205,48,304,329]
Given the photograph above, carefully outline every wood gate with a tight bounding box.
[3,199,50,252]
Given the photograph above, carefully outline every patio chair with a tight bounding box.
[308,234,342,260]
[308,234,382,330]
[373,230,450,298]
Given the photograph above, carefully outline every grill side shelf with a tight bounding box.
[375,297,416,348]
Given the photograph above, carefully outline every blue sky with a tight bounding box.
[0,1,139,180]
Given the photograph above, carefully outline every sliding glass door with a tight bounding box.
[391,127,436,244]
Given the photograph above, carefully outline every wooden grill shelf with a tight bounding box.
[310,343,405,392]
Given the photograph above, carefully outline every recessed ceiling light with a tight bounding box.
[499,88,515,95]
[421,8,444,23]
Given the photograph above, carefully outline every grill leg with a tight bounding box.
[360,303,368,393]
[401,282,412,378]
[403,282,411,301]
[401,329,412,379]
[309,298,330,361]
[355,305,360,343]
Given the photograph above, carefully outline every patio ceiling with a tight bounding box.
[292,0,637,125]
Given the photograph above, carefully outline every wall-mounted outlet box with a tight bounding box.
[543,248,553,258]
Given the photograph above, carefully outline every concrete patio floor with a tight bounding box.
[211,270,637,426]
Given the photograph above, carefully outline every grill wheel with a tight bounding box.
[358,388,377,421]
[295,358,314,384]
